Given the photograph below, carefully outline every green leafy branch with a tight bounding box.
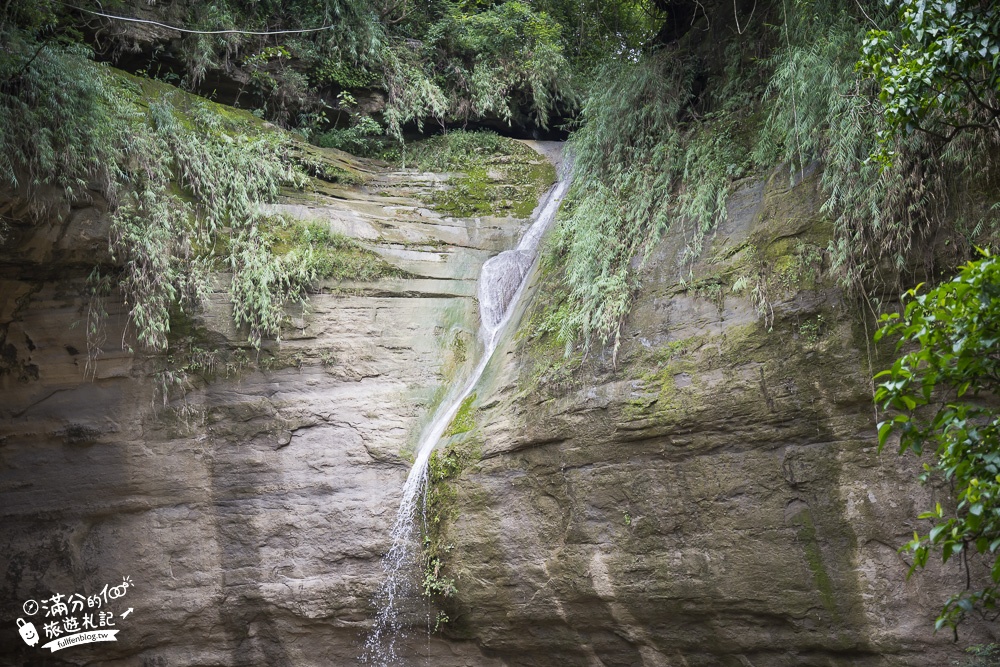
[860,0,1000,163]
[875,251,1000,630]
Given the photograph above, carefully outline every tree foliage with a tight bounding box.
[860,0,1000,155]
[875,252,1000,630]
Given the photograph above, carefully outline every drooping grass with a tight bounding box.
[541,0,1000,354]
[268,217,405,283]
[759,9,942,299]
[542,48,766,354]
[0,34,394,351]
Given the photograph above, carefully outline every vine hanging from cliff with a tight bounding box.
[540,0,1000,353]
[0,29,387,352]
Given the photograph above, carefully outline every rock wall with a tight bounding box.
[1,143,996,667]
[433,167,999,666]
[0,148,539,665]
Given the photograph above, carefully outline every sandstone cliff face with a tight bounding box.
[0,152,524,665]
[433,168,1000,666]
[0,143,995,667]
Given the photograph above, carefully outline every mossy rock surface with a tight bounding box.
[394,132,557,218]
[427,165,990,665]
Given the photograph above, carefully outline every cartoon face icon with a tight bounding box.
[17,618,39,647]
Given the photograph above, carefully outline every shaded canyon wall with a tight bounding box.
[0,148,996,667]
[428,167,999,667]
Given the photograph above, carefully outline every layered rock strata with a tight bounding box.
[434,168,999,667]
[2,142,996,667]
[0,145,547,665]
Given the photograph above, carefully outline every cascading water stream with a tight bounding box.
[362,151,571,666]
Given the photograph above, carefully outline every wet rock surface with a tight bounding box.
[1,150,997,667]
[437,169,999,666]
[0,145,552,665]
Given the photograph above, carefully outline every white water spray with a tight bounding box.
[363,151,570,665]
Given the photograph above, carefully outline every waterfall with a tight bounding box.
[362,150,571,665]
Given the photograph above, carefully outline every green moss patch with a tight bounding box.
[422,433,483,614]
[396,130,556,218]
[266,216,405,282]
[444,393,477,436]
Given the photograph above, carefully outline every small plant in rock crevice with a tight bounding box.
[798,315,825,344]
[732,245,774,330]
[419,433,482,627]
